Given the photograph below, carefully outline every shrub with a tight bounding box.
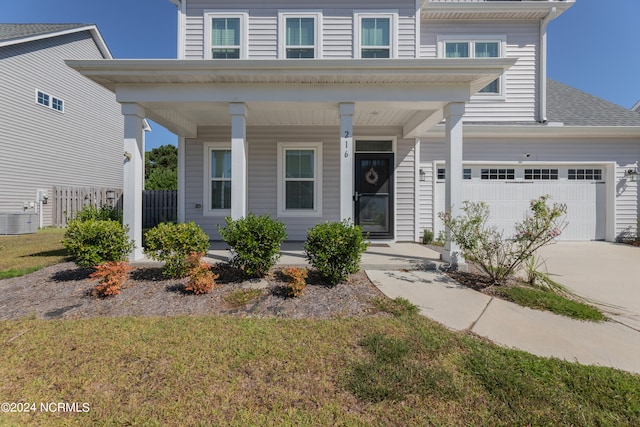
[90,261,131,297]
[62,219,134,268]
[422,229,434,245]
[439,195,567,285]
[304,220,369,286]
[144,222,210,278]
[218,213,287,278]
[73,204,122,224]
[284,267,308,298]
[184,252,219,295]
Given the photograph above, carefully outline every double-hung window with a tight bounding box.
[439,36,506,96]
[204,144,232,214]
[355,12,396,59]
[205,12,247,59]
[277,143,323,217]
[279,13,320,59]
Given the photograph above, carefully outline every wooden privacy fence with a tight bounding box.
[143,190,178,229]
[53,186,122,227]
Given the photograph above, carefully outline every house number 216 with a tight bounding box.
[343,131,350,157]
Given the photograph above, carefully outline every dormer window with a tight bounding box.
[205,12,247,59]
[279,12,321,59]
[355,12,397,59]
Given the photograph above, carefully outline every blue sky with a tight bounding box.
[5,0,639,150]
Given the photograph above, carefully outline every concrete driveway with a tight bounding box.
[537,242,640,330]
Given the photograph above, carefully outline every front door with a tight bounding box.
[354,153,394,239]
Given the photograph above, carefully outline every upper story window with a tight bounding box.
[204,12,247,59]
[279,12,321,59]
[355,12,397,59]
[438,36,506,97]
[36,90,64,113]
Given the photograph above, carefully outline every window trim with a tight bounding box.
[203,142,232,216]
[35,89,64,113]
[277,142,323,218]
[354,11,398,59]
[278,11,322,59]
[204,11,248,59]
[437,35,507,99]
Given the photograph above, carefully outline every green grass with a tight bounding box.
[496,285,606,322]
[0,314,638,426]
[0,228,67,278]
[223,288,264,307]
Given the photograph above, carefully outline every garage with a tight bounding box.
[432,163,608,241]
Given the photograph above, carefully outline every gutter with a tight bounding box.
[539,6,558,123]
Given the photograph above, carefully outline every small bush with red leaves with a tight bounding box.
[90,261,131,297]
[185,252,219,295]
[284,267,308,298]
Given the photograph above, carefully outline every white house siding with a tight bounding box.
[185,0,417,60]
[0,31,123,226]
[420,21,539,122]
[419,136,640,240]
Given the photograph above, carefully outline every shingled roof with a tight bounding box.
[0,23,89,44]
[547,79,640,127]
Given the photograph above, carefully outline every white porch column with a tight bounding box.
[339,102,355,221]
[443,102,465,266]
[177,136,186,223]
[230,102,248,220]
[122,103,146,261]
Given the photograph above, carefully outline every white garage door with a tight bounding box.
[433,166,606,241]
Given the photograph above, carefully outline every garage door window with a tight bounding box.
[481,168,514,180]
[568,169,602,180]
[524,169,558,180]
[437,168,472,181]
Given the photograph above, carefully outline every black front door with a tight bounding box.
[354,153,394,239]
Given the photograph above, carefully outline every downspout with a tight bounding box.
[539,6,557,123]
[169,0,186,59]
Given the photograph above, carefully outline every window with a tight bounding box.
[439,36,506,96]
[437,168,472,180]
[205,12,247,59]
[355,12,396,59]
[35,90,63,113]
[277,143,322,217]
[568,169,602,181]
[204,144,231,214]
[525,169,558,180]
[481,168,515,180]
[279,12,321,59]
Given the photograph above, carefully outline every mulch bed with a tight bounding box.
[0,262,388,321]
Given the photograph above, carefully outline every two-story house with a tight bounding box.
[68,0,640,262]
[0,24,124,230]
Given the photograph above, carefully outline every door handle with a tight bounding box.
[353,191,360,202]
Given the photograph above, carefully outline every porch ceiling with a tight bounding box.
[421,0,574,21]
[66,58,515,138]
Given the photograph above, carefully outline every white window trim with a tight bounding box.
[354,11,398,59]
[437,35,507,100]
[277,142,323,218]
[35,89,64,113]
[203,142,231,217]
[203,11,248,59]
[278,11,322,59]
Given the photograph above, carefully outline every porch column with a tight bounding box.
[339,102,355,221]
[443,102,465,267]
[230,102,248,220]
[122,103,146,261]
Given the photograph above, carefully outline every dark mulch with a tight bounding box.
[0,262,388,321]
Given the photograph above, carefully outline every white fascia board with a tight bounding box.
[425,124,640,139]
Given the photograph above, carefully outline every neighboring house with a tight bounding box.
[68,0,640,263]
[0,24,123,228]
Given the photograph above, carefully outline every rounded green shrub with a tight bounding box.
[62,219,134,268]
[73,204,122,224]
[144,222,210,278]
[218,213,287,278]
[304,220,369,286]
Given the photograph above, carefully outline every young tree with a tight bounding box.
[145,144,178,190]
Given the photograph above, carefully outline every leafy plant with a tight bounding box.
[218,213,287,278]
[439,195,567,285]
[304,220,369,286]
[90,261,131,297]
[422,229,434,245]
[144,222,210,278]
[184,252,219,295]
[284,267,308,298]
[62,219,134,268]
[73,204,122,224]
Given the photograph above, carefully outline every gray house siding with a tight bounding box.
[0,30,123,226]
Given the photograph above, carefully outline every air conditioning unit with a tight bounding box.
[0,212,38,235]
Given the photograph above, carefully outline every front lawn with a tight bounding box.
[0,228,67,278]
[1,312,638,426]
